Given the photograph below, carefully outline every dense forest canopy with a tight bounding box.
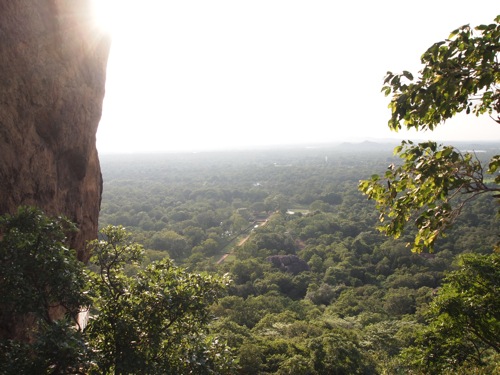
[95,142,500,373]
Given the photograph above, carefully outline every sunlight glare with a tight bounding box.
[91,0,121,34]
[96,0,500,153]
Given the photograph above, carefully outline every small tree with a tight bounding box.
[86,225,235,374]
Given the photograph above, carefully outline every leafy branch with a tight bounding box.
[360,141,500,252]
[361,15,500,252]
[383,16,500,131]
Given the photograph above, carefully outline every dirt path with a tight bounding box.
[215,233,251,265]
[216,253,230,265]
[215,215,273,265]
[237,235,250,246]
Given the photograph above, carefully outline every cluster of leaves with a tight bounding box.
[0,207,88,325]
[401,252,500,373]
[0,206,90,374]
[384,16,500,130]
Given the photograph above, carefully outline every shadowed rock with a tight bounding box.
[0,0,110,261]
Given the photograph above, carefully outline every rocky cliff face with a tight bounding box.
[0,0,110,261]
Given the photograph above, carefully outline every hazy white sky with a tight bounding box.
[93,1,500,153]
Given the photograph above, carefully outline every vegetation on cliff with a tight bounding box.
[0,208,234,374]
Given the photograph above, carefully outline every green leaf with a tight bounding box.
[402,70,414,80]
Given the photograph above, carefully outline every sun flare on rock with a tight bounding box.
[90,0,129,34]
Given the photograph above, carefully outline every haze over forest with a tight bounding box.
[94,0,500,153]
